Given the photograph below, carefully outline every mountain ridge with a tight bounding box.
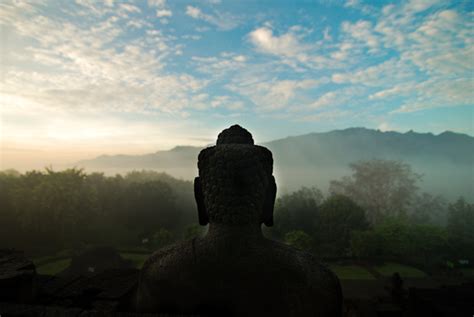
[79,127,474,161]
[76,127,474,199]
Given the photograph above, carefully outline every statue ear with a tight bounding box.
[194,177,209,226]
[263,176,276,227]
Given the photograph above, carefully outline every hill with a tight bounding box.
[76,128,474,199]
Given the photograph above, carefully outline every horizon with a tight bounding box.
[1,0,473,170]
[2,125,473,172]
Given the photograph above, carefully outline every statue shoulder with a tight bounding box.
[266,240,343,316]
[137,238,200,312]
[303,252,343,316]
[268,240,340,286]
[141,238,198,278]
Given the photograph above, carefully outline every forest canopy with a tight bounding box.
[0,159,473,270]
[0,169,196,254]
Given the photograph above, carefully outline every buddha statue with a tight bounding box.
[136,125,342,316]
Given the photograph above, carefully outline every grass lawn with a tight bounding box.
[36,258,71,275]
[33,251,149,276]
[329,265,376,280]
[120,253,149,269]
[460,268,474,278]
[33,255,60,266]
[375,262,426,278]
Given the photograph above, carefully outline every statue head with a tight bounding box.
[194,125,276,226]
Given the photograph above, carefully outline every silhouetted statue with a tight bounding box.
[136,125,342,316]
[390,272,406,307]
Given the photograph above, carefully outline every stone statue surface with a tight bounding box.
[136,125,342,316]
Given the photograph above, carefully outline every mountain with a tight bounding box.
[76,128,474,199]
[77,145,201,180]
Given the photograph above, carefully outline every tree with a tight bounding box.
[350,230,384,259]
[152,228,173,249]
[9,168,97,250]
[0,170,21,247]
[409,192,447,226]
[123,170,196,233]
[447,197,474,260]
[350,217,448,267]
[0,167,201,254]
[317,195,369,256]
[124,181,177,236]
[184,224,206,240]
[272,187,323,239]
[330,159,421,225]
[284,230,313,251]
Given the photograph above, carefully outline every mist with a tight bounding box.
[62,128,474,201]
[2,0,473,315]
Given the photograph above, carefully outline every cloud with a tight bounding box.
[148,0,166,8]
[74,0,110,16]
[393,78,473,113]
[104,0,114,7]
[307,86,365,111]
[344,0,359,8]
[1,102,213,169]
[249,26,306,57]
[120,3,140,13]
[326,3,473,114]
[233,55,246,62]
[341,20,379,52]
[310,91,338,109]
[369,3,473,112]
[405,0,442,15]
[191,52,248,77]
[323,27,332,41]
[156,9,172,17]
[297,109,352,122]
[126,19,152,29]
[247,25,334,70]
[185,5,239,30]
[2,0,472,165]
[147,0,172,22]
[404,10,472,77]
[186,6,202,18]
[228,76,326,111]
[369,84,412,100]
[210,96,245,111]
[182,34,201,40]
[330,41,352,61]
[247,25,349,70]
[0,1,208,118]
[332,58,415,87]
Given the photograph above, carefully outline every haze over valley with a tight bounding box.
[1,1,474,314]
[76,127,474,200]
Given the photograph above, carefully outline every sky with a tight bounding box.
[1,0,473,170]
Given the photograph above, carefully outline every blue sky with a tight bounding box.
[0,0,473,169]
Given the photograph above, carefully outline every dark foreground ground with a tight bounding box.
[1,249,473,316]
